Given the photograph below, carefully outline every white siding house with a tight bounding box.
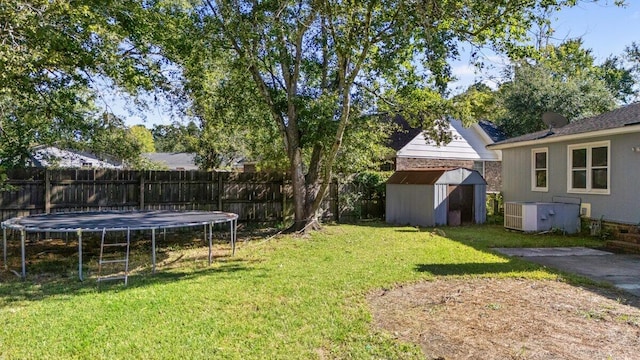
[389,117,505,192]
[396,119,502,162]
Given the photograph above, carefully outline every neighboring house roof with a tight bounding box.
[142,152,198,170]
[477,120,508,143]
[387,116,423,151]
[490,102,640,150]
[29,146,123,169]
[393,117,503,161]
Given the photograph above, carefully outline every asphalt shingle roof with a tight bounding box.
[477,120,508,142]
[142,152,198,170]
[387,115,422,151]
[29,146,122,168]
[492,102,640,147]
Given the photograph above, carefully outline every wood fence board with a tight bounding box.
[0,169,381,223]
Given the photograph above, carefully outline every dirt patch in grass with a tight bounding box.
[368,278,640,360]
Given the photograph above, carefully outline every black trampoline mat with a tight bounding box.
[2,210,238,232]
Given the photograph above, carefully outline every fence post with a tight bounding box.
[217,172,223,211]
[335,179,340,223]
[139,172,145,210]
[44,169,51,214]
[281,176,287,224]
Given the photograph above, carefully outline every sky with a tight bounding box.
[119,1,640,127]
[450,1,640,91]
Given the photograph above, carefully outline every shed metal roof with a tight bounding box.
[386,167,486,185]
[386,169,449,185]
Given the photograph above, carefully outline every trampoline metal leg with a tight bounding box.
[3,227,6,270]
[152,228,156,274]
[78,230,83,281]
[208,223,212,265]
[231,219,236,256]
[21,230,26,279]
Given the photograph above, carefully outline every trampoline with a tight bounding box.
[2,210,238,280]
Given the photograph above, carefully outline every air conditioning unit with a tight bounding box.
[504,202,580,233]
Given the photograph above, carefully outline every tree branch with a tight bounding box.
[204,0,289,148]
[354,81,397,108]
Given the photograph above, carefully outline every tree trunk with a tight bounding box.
[287,147,306,232]
[285,141,326,233]
[286,147,324,233]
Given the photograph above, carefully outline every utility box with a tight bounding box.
[504,202,580,234]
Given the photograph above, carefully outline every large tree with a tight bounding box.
[152,122,200,153]
[130,125,156,153]
[496,63,616,136]
[624,41,640,98]
[75,113,145,165]
[0,0,167,167]
[494,39,623,137]
[536,38,636,103]
[153,0,588,231]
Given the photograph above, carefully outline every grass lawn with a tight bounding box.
[0,223,604,359]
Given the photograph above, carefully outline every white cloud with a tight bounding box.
[448,53,512,93]
[480,79,499,91]
[452,64,477,77]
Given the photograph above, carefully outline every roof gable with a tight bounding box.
[396,119,501,161]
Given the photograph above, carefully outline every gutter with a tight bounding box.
[488,124,640,150]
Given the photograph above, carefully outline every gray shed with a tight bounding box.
[386,168,487,227]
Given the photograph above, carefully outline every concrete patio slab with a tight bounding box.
[494,247,612,257]
[493,247,640,297]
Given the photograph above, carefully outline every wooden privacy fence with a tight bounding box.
[0,169,384,223]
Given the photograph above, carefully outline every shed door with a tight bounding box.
[447,185,474,226]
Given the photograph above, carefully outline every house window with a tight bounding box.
[472,161,484,176]
[567,141,610,194]
[531,148,548,192]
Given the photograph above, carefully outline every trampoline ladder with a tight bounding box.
[97,227,131,285]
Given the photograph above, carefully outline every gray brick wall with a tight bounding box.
[396,157,474,170]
